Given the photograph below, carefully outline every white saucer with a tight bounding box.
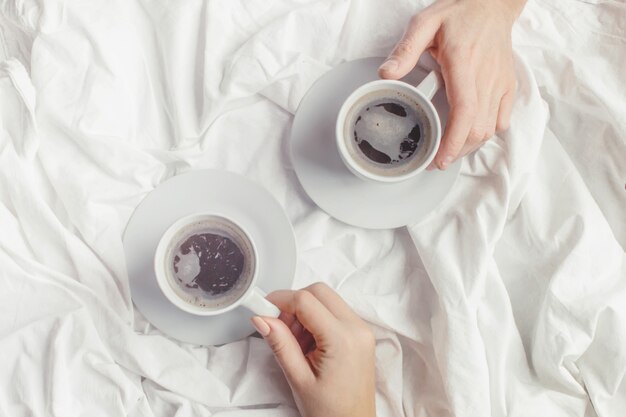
[123,170,296,345]
[290,57,461,229]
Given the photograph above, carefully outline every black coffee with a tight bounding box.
[344,90,432,178]
[352,97,422,165]
[173,233,244,295]
[166,218,255,309]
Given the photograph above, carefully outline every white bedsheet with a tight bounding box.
[1,0,624,416]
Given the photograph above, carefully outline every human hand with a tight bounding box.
[251,283,376,417]
[379,0,525,170]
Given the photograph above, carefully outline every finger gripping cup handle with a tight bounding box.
[241,287,280,317]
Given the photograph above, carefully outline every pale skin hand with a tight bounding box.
[379,0,527,170]
[251,283,376,417]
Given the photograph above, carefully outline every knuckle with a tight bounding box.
[409,13,426,28]
[445,133,466,148]
[468,126,485,143]
[452,98,478,117]
[268,336,288,356]
[496,119,510,132]
[294,289,314,309]
[307,282,330,295]
[394,40,414,57]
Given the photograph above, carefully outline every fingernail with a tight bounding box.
[379,59,399,74]
[251,316,270,337]
[439,156,453,170]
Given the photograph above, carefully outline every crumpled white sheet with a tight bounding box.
[0,0,624,416]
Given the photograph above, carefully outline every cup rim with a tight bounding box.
[336,79,442,183]
[153,212,259,316]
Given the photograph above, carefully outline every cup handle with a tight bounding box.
[415,70,443,101]
[240,287,281,318]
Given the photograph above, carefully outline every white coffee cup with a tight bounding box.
[154,212,280,317]
[336,71,443,183]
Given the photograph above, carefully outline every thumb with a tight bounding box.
[252,316,314,387]
[379,13,440,80]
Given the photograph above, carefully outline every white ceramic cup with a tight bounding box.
[336,71,443,183]
[154,213,280,317]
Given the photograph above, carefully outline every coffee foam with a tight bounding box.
[344,89,432,177]
[163,217,255,310]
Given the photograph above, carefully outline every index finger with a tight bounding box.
[267,290,340,339]
[379,13,440,80]
[436,65,478,169]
